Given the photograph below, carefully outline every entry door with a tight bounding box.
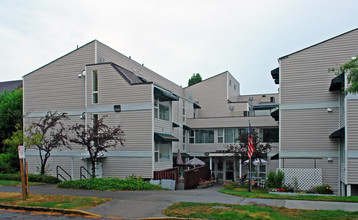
[217,157,224,180]
[225,159,234,181]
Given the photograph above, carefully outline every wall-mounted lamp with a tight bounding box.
[78,70,86,78]
[327,157,333,162]
[327,108,332,113]
[80,112,86,120]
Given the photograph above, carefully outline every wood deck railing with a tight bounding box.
[183,165,210,189]
[153,167,179,183]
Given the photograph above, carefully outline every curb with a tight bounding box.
[0,204,102,218]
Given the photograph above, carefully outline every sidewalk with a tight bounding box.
[1,184,358,219]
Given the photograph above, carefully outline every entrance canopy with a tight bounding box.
[244,158,267,166]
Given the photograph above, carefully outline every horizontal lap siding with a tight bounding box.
[92,111,153,152]
[184,73,228,118]
[154,118,171,134]
[24,42,94,112]
[24,116,85,151]
[280,108,338,151]
[26,155,84,180]
[86,64,152,106]
[281,30,358,104]
[154,162,172,171]
[347,159,358,183]
[102,157,152,179]
[282,158,339,194]
[97,41,183,95]
[187,116,278,128]
[189,144,227,153]
[347,100,358,183]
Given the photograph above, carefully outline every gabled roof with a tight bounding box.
[0,80,22,93]
[279,28,358,60]
[86,62,152,85]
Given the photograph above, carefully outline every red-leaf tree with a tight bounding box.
[26,111,69,175]
[227,131,272,164]
[69,115,125,178]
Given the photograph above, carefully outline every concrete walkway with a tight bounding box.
[1,184,358,219]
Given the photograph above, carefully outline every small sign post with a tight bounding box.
[18,145,27,201]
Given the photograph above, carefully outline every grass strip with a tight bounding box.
[0,180,46,187]
[163,202,358,220]
[0,192,111,210]
[220,188,358,203]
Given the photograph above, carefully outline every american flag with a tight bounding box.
[248,121,254,158]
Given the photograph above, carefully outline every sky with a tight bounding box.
[1,1,358,95]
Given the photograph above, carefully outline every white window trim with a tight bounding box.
[92,70,99,104]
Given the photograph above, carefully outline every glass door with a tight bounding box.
[225,159,234,181]
[217,157,224,181]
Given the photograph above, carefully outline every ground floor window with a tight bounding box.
[154,142,172,162]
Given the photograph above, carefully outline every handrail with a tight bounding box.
[56,166,72,181]
[80,166,92,179]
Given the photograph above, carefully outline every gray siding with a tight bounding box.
[184,72,229,118]
[347,100,358,183]
[102,156,152,179]
[86,64,152,107]
[187,116,278,129]
[281,158,339,194]
[26,155,84,180]
[154,118,171,134]
[280,108,338,152]
[280,29,358,104]
[154,162,172,171]
[100,111,153,152]
[24,41,95,113]
[97,41,183,95]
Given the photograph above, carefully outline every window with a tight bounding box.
[262,127,279,142]
[182,100,186,123]
[234,84,236,90]
[93,114,99,147]
[154,142,171,162]
[270,97,275,103]
[195,129,214,143]
[183,130,186,151]
[224,128,239,143]
[217,129,224,143]
[92,70,98,104]
[189,130,195,143]
[154,99,159,119]
[154,98,170,121]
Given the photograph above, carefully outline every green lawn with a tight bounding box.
[163,202,358,220]
[220,188,358,203]
[0,179,46,187]
[0,192,111,210]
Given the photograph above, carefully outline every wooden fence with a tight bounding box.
[183,165,211,189]
[153,167,179,183]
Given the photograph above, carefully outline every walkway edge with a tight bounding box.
[0,203,102,217]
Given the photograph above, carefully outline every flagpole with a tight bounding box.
[249,156,252,192]
[248,120,252,193]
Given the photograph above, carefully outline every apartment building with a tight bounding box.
[271,28,358,195]
[23,40,278,181]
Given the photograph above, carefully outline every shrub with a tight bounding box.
[266,170,285,188]
[223,181,238,190]
[0,173,60,183]
[275,170,285,188]
[57,177,164,191]
[266,171,276,188]
[314,185,333,194]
